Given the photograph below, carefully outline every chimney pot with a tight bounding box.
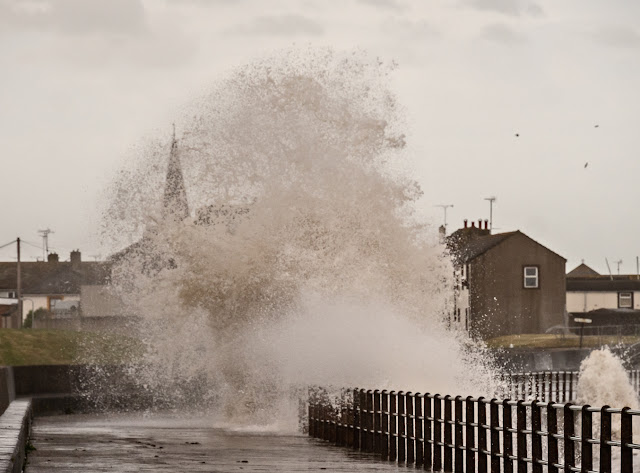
[484,220,489,230]
[471,221,476,228]
[478,219,482,228]
[464,219,468,228]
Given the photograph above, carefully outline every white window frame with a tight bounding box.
[524,266,539,288]
[619,292,633,308]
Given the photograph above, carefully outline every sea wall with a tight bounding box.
[0,366,15,416]
[493,347,595,372]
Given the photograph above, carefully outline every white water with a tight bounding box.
[101,49,502,428]
[577,348,639,410]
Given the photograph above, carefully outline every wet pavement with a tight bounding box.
[26,413,405,472]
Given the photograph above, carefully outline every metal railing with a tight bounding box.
[503,370,640,403]
[308,388,640,472]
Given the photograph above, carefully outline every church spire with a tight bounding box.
[162,124,189,221]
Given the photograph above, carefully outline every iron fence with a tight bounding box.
[503,370,640,403]
[308,388,640,472]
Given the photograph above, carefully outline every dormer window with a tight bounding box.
[524,266,539,288]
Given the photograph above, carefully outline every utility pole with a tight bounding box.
[17,237,22,329]
[616,259,623,275]
[435,204,454,230]
[484,196,496,234]
[38,228,54,260]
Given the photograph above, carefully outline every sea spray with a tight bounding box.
[101,48,501,427]
[577,348,638,410]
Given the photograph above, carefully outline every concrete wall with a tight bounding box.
[0,367,15,416]
[492,347,595,372]
[469,233,566,339]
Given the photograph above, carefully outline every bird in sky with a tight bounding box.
[584,162,589,169]
[595,124,599,128]
[514,133,519,137]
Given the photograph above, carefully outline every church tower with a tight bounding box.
[162,125,190,222]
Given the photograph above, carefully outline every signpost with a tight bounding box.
[574,317,592,349]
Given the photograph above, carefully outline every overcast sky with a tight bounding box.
[1,0,639,274]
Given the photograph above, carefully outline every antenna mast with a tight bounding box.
[615,259,623,275]
[605,258,614,280]
[435,204,454,229]
[37,228,54,260]
[484,196,497,234]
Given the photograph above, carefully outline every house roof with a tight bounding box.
[567,263,600,278]
[0,261,111,295]
[447,229,565,264]
[567,276,640,292]
[455,232,518,263]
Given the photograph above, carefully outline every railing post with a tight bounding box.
[309,403,315,438]
[444,395,453,473]
[407,392,415,464]
[547,402,558,473]
[503,400,513,473]
[398,391,406,463]
[453,396,463,472]
[366,390,374,452]
[467,396,476,473]
[361,389,368,451]
[354,389,361,450]
[478,396,487,473]
[390,391,397,461]
[416,393,424,467]
[531,400,542,473]
[564,403,575,471]
[581,405,592,472]
[434,395,442,472]
[516,400,527,473]
[599,405,611,473]
[374,390,381,455]
[621,407,632,473]
[425,393,433,470]
[569,373,575,401]
[381,390,389,460]
[490,399,500,473]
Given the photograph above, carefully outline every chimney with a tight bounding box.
[484,220,489,230]
[478,219,482,228]
[464,219,468,229]
[70,250,81,269]
[48,253,59,263]
[471,221,476,228]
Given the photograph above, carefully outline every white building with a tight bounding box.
[566,263,640,313]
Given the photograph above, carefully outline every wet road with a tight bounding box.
[26,413,404,472]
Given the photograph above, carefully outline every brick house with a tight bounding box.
[448,220,566,340]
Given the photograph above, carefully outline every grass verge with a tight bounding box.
[0,329,143,366]
[486,333,640,349]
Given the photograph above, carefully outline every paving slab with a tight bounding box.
[26,413,404,472]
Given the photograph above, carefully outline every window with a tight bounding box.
[524,266,539,288]
[619,292,633,308]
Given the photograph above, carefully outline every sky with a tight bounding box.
[0,0,639,274]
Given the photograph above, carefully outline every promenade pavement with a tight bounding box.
[26,413,404,472]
